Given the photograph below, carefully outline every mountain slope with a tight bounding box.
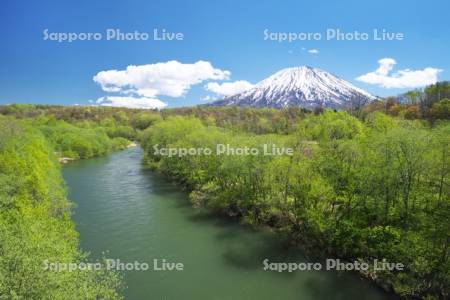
[209,66,375,109]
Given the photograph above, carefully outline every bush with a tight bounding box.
[112,137,131,150]
[107,125,136,140]
[132,112,162,130]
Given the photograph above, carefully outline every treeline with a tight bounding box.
[160,82,449,130]
[363,81,450,122]
[0,117,122,299]
[0,104,310,135]
[0,104,157,124]
[140,111,449,299]
[0,104,162,159]
[162,106,310,134]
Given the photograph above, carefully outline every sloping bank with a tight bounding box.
[139,114,449,299]
[0,117,122,299]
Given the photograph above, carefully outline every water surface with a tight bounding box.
[63,147,395,300]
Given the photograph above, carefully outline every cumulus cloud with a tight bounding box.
[308,49,319,54]
[356,58,442,88]
[205,80,254,97]
[93,60,230,98]
[96,96,167,109]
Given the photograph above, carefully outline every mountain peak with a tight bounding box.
[209,66,375,109]
[278,65,316,72]
[269,66,323,81]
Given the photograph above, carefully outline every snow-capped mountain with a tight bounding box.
[209,66,375,109]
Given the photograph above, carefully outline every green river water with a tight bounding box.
[62,147,396,300]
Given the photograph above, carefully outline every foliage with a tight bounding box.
[0,93,448,299]
[140,111,449,299]
[0,117,122,299]
[362,82,450,123]
[37,119,126,159]
[131,112,162,130]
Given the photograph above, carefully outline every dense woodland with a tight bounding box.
[0,118,123,299]
[0,82,449,299]
[140,112,449,299]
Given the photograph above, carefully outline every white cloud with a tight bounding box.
[308,49,319,54]
[205,80,254,97]
[356,58,442,88]
[201,95,216,101]
[374,58,396,75]
[93,60,230,98]
[96,96,167,109]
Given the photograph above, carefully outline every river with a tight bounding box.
[62,147,396,300]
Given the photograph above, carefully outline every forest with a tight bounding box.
[139,111,449,298]
[0,81,449,299]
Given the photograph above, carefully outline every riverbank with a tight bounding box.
[137,115,449,299]
[152,164,399,298]
[64,146,395,300]
[57,141,137,164]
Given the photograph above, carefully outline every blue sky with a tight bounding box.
[0,0,449,108]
